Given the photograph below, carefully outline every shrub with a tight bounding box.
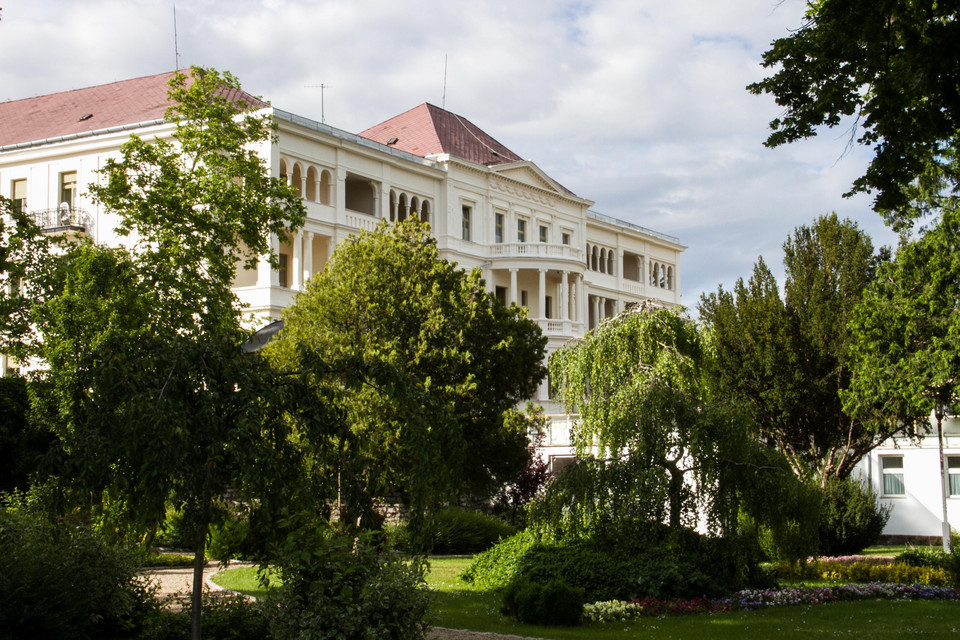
[0,509,158,640]
[463,521,765,602]
[139,592,268,640]
[429,507,515,555]
[460,529,538,589]
[771,558,951,586]
[502,578,584,626]
[263,522,431,640]
[818,476,890,556]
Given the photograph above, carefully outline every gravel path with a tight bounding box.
[139,565,545,640]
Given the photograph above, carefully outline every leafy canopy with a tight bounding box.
[749,0,960,229]
[269,218,547,530]
[699,214,891,483]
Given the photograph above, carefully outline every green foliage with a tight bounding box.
[463,523,765,603]
[502,578,584,626]
[845,204,960,435]
[138,592,268,640]
[771,558,951,586]
[548,304,763,533]
[0,509,159,640]
[748,0,960,226]
[818,476,890,556]
[0,374,53,493]
[426,507,515,555]
[460,528,539,590]
[263,521,431,640]
[270,217,547,537]
[699,214,889,483]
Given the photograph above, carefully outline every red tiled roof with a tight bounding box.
[0,70,269,148]
[358,103,524,166]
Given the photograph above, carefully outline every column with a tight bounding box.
[538,269,546,319]
[257,234,280,287]
[302,231,314,285]
[509,268,519,306]
[560,271,570,321]
[292,232,303,290]
[592,295,601,329]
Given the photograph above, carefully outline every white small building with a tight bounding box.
[855,416,960,543]
[0,70,686,469]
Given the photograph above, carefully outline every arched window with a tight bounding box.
[420,200,431,225]
[291,163,304,197]
[651,263,660,286]
[319,170,333,205]
[389,190,397,222]
[279,158,289,184]
[607,250,615,275]
[398,193,408,222]
[667,266,673,290]
[410,196,420,218]
[591,245,599,271]
[306,166,318,202]
[599,248,607,274]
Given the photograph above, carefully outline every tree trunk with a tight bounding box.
[191,521,207,640]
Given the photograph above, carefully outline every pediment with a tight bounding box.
[491,161,570,197]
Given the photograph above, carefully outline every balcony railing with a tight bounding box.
[30,206,87,233]
[488,242,583,262]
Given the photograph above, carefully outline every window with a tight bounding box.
[278,254,289,288]
[561,232,570,246]
[520,290,528,307]
[950,456,960,497]
[550,456,576,474]
[539,225,548,243]
[495,213,504,244]
[545,295,553,319]
[881,456,905,496]
[461,205,472,241]
[495,286,507,305]
[11,179,26,213]
[517,218,527,243]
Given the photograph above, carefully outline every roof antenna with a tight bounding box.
[304,84,331,124]
[442,55,448,110]
[173,2,181,70]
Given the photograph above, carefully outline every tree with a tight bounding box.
[546,302,765,535]
[844,203,960,549]
[699,214,892,484]
[269,218,547,535]
[31,67,307,640]
[748,0,960,229]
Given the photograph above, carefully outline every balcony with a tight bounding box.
[30,206,87,234]
[488,242,583,262]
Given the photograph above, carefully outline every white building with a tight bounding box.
[0,70,685,469]
[855,417,960,543]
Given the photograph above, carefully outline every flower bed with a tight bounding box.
[583,583,960,623]
[770,558,949,586]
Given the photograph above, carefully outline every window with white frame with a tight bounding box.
[881,456,905,496]
[517,218,527,243]
[539,224,548,243]
[561,231,571,246]
[60,171,77,210]
[11,179,26,213]
[461,204,472,241]
[949,456,960,497]
[495,212,504,244]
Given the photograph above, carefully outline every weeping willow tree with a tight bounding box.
[543,302,805,541]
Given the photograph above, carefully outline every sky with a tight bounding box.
[0,0,901,308]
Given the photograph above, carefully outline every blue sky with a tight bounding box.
[0,0,900,308]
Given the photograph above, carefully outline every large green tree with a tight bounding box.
[844,205,960,544]
[749,0,960,229]
[269,218,547,534]
[699,214,890,484]
[547,303,765,535]
[30,67,306,640]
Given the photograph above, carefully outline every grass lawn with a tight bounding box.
[213,555,960,639]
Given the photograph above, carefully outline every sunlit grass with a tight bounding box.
[213,555,960,639]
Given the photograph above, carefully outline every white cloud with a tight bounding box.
[0,0,895,305]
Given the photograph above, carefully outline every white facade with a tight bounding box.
[0,83,685,468]
[855,416,960,541]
